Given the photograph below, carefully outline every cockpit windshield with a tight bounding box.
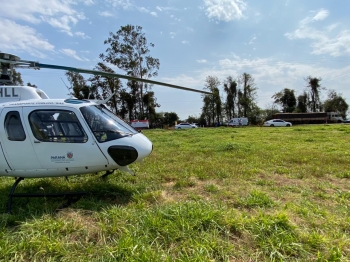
[80,105,137,143]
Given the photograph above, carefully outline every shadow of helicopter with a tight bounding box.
[0,173,136,226]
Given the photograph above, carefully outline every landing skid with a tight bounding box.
[100,170,115,179]
[7,177,87,214]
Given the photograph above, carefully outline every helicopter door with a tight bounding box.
[23,108,108,169]
[0,108,41,171]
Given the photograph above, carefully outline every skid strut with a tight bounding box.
[7,177,87,214]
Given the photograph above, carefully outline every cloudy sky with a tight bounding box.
[1,0,350,119]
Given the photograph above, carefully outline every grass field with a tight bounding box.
[0,124,349,261]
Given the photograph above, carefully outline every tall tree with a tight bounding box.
[323,90,349,118]
[202,76,221,125]
[65,71,91,99]
[100,25,160,119]
[142,91,160,123]
[223,76,238,119]
[237,73,258,118]
[88,62,123,114]
[295,92,308,113]
[305,76,324,112]
[272,88,297,113]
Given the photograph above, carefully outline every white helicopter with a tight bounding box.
[0,52,210,212]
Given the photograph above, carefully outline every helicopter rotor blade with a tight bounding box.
[28,62,212,95]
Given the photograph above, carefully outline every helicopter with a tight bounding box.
[0,52,211,212]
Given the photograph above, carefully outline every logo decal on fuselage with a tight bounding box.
[51,152,74,163]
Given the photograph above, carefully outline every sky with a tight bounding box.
[1,0,350,119]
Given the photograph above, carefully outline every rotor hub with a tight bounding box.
[0,53,21,85]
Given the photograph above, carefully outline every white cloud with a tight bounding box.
[0,19,54,58]
[41,15,79,35]
[313,9,329,21]
[84,0,94,5]
[249,35,257,44]
[170,32,176,39]
[182,40,189,44]
[285,9,350,57]
[203,0,246,22]
[156,6,162,12]
[75,32,91,39]
[197,59,207,63]
[0,1,85,35]
[150,12,157,17]
[60,48,89,61]
[311,30,350,57]
[106,0,133,9]
[138,7,149,13]
[99,11,114,17]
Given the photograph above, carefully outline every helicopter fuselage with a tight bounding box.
[0,86,153,178]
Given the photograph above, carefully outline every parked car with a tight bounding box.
[175,123,198,129]
[263,119,292,127]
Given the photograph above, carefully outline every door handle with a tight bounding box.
[34,140,41,143]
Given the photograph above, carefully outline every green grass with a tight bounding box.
[0,124,350,261]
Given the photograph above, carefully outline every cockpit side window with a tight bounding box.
[4,111,26,141]
[28,110,88,143]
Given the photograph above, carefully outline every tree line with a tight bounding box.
[271,76,348,119]
[6,24,348,126]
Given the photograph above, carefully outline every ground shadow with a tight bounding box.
[0,174,135,227]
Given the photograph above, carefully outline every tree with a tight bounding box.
[100,25,160,119]
[295,92,308,113]
[305,76,324,112]
[237,73,258,118]
[323,90,349,118]
[88,62,123,114]
[11,69,23,85]
[142,91,160,123]
[272,88,296,113]
[263,103,280,122]
[223,76,238,119]
[163,112,179,126]
[202,76,222,126]
[186,115,200,124]
[66,71,91,99]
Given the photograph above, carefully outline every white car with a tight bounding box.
[263,119,292,127]
[175,123,198,129]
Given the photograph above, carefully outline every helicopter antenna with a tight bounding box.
[60,77,70,91]
[93,91,116,105]
[60,77,71,95]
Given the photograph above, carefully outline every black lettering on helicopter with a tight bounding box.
[51,156,66,159]
[51,155,75,163]
[0,87,19,97]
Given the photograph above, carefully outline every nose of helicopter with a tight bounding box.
[107,133,153,166]
[133,132,153,161]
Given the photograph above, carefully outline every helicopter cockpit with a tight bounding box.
[80,105,138,143]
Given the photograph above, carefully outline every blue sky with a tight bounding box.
[1,0,350,119]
